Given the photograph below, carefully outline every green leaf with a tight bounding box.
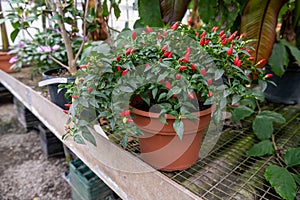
[10,29,20,42]
[232,105,254,122]
[102,0,109,17]
[286,44,300,65]
[252,115,273,140]
[231,95,241,105]
[284,147,300,167]
[112,3,121,19]
[173,118,184,140]
[265,165,297,200]
[81,127,96,146]
[138,0,164,27]
[74,135,85,144]
[121,134,128,148]
[247,140,274,157]
[259,111,286,124]
[214,68,224,80]
[119,85,134,93]
[293,174,300,185]
[268,43,288,76]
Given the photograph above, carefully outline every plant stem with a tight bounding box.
[271,134,285,167]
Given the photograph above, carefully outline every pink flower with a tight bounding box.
[37,46,51,53]
[18,42,25,48]
[9,56,17,64]
[52,44,60,51]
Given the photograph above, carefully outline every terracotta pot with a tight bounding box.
[0,52,14,73]
[132,105,213,171]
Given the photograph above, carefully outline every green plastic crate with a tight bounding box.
[70,159,113,200]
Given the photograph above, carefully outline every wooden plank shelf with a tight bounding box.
[0,69,201,200]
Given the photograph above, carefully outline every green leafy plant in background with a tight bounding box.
[240,0,300,199]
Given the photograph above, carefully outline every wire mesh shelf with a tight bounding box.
[109,103,300,199]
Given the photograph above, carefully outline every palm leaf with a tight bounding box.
[241,0,287,67]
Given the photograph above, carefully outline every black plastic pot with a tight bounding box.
[264,64,300,105]
[42,68,75,109]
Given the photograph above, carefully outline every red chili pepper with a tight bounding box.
[157,32,162,40]
[64,104,72,108]
[122,69,129,76]
[200,38,205,46]
[163,51,170,57]
[79,65,86,69]
[71,95,79,99]
[62,110,69,114]
[201,30,206,38]
[240,33,245,38]
[162,44,168,52]
[221,39,227,46]
[219,30,224,36]
[212,26,219,32]
[228,34,234,41]
[176,74,181,80]
[227,46,233,56]
[146,25,153,33]
[220,33,226,40]
[171,22,179,30]
[127,118,134,123]
[188,93,195,99]
[205,40,210,45]
[167,52,173,58]
[187,16,192,25]
[257,58,266,65]
[207,79,213,85]
[87,88,93,93]
[120,110,126,117]
[125,48,131,56]
[179,65,187,71]
[248,56,254,61]
[186,46,191,56]
[116,55,121,61]
[234,55,239,66]
[125,110,131,116]
[183,56,189,63]
[164,30,167,37]
[132,31,137,40]
[165,81,171,90]
[130,48,135,54]
[117,66,121,71]
[191,63,196,70]
[265,74,273,78]
[208,91,213,97]
[172,94,177,98]
[201,68,206,76]
[145,63,150,67]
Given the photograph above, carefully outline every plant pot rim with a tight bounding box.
[131,104,215,119]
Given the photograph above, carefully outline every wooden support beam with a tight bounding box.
[0,70,201,200]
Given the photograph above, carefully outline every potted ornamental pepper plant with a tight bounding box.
[63,22,272,171]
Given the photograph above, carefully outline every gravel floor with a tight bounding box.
[0,100,72,200]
